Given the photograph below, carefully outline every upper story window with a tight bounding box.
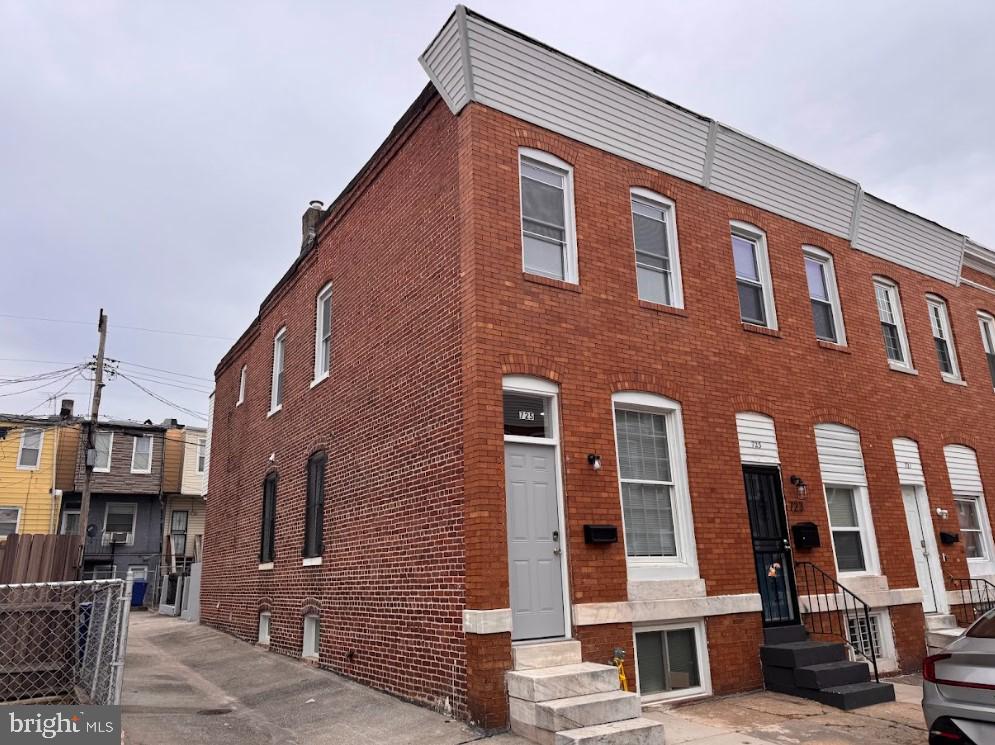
[612,391,697,581]
[926,295,961,381]
[873,277,913,370]
[313,283,333,384]
[93,431,113,473]
[196,437,207,474]
[978,312,995,389]
[103,502,137,545]
[730,222,776,329]
[237,365,247,406]
[304,451,327,559]
[16,428,43,470]
[630,189,683,308]
[519,148,577,283]
[130,434,153,474]
[270,327,287,414]
[802,247,845,344]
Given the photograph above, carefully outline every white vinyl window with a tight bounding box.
[313,283,333,384]
[634,620,711,702]
[303,614,320,659]
[60,509,80,536]
[258,612,271,644]
[825,486,876,574]
[927,295,961,381]
[196,437,207,473]
[0,507,21,539]
[630,189,683,308]
[237,365,247,406]
[127,565,148,581]
[873,278,913,370]
[270,327,286,414]
[612,392,697,580]
[731,222,777,329]
[93,431,113,473]
[102,503,137,545]
[956,495,989,560]
[130,434,153,474]
[16,428,43,470]
[803,247,845,344]
[519,148,577,283]
[979,312,995,390]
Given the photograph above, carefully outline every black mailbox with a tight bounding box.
[584,525,618,544]
[791,522,820,549]
[940,531,960,545]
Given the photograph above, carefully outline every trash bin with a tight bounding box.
[131,580,147,607]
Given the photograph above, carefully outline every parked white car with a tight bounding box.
[923,609,995,744]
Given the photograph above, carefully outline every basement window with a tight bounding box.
[634,620,710,702]
[258,612,271,645]
[845,613,882,660]
[303,614,320,659]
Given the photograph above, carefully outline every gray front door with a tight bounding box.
[505,442,565,641]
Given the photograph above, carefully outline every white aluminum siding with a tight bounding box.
[945,445,984,494]
[815,424,867,486]
[892,437,925,486]
[735,412,780,466]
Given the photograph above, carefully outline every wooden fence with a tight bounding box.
[0,534,82,584]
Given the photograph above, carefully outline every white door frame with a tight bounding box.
[503,375,572,642]
[902,484,948,614]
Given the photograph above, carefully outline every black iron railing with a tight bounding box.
[948,576,995,627]
[795,561,879,682]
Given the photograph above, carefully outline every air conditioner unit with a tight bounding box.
[104,531,130,544]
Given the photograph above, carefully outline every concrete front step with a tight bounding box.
[794,660,871,690]
[554,717,664,745]
[760,640,847,668]
[925,613,959,631]
[507,663,620,703]
[762,624,808,645]
[811,681,896,710]
[927,626,964,649]
[513,640,583,671]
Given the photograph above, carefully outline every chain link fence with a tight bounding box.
[0,577,132,705]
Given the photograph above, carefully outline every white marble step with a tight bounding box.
[927,626,964,649]
[537,690,641,731]
[925,613,958,630]
[513,640,583,671]
[554,717,664,745]
[507,663,620,703]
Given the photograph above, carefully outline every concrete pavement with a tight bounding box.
[122,613,928,744]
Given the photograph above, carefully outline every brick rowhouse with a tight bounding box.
[201,6,995,731]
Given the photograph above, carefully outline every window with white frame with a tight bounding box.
[519,149,577,283]
[60,509,80,536]
[0,507,21,539]
[731,222,776,328]
[258,612,271,644]
[956,495,989,560]
[313,283,333,383]
[127,565,148,581]
[237,365,247,406]
[825,486,873,573]
[130,434,153,474]
[630,189,682,307]
[303,614,320,659]
[270,328,286,413]
[102,503,137,545]
[873,278,912,368]
[93,431,113,472]
[803,247,845,344]
[927,295,961,380]
[613,392,697,578]
[16,428,42,469]
[978,312,995,389]
[196,437,207,473]
[635,621,710,701]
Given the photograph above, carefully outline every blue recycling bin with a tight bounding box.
[131,580,147,607]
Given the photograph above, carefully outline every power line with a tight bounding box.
[0,367,87,398]
[106,358,214,383]
[0,313,233,342]
[114,372,207,421]
[117,372,212,396]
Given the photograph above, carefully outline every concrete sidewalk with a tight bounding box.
[121,613,927,744]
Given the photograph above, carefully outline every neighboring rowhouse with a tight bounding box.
[0,410,78,538]
[161,425,208,573]
[201,6,995,737]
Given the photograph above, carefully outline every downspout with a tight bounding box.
[49,424,59,533]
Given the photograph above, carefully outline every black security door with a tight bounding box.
[742,465,798,626]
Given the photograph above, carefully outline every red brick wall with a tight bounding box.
[201,94,469,717]
[890,603,926,673]
[707,613,764,694]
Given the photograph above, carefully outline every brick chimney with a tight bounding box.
[301,200,325,254]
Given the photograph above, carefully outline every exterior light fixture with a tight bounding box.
[789,475,808,498]
[587,454,602,471]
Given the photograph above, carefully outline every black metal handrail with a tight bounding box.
[794,561,879,682]
[948,576,995,627]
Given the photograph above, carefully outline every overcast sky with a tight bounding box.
[1,0,993,424]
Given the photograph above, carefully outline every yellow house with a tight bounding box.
[0,415,79,537]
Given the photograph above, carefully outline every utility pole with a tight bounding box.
[78,310,108,561]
